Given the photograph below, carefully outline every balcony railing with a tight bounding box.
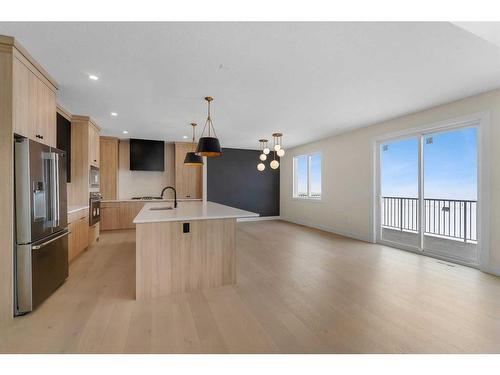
[381,197,477,243]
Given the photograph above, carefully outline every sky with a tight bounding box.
[380,127,477,200]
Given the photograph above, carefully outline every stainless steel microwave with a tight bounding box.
[89,165,100,188]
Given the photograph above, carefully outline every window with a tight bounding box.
[293,153,322,199]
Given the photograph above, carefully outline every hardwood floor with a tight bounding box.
[1,220,499,353]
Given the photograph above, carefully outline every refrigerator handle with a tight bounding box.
[50,152,60,227]
[32,229,70,250]
[55,153,60,226]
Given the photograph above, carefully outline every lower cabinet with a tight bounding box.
[88,222,100,245]
[101,205,120,230]
[68,212,89,263]
[101,202,145,231]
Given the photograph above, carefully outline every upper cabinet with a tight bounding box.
[99,137,119,200]
[174,142,203,199]
[88,124,100,167]
[68,116,101,206]
[36,76,57,147]
[11,43,57,148]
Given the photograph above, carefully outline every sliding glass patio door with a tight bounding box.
[377,125,479,265]
[378,136,421,250]
[422,127,478,264]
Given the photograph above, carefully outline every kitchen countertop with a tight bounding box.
[133,201,259,224]
[67,205,89,214]
[101,198,202,203]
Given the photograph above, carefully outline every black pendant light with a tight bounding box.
[196,96,222,157]
[184,123,204,166]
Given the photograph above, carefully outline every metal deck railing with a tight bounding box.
[381,197,477,242]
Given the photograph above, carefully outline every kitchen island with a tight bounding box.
[133,201,258,299]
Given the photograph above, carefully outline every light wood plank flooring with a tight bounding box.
[1,220,499,353]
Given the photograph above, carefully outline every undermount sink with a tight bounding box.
[150,206,174,211]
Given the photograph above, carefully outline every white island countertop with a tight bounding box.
[133,201,259,224]
[101,198,202,203]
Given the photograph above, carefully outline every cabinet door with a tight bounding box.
[175,143,202,199]
[36,78,57,147]
[100,138,118,200]
[93,127,100,165]
[68,221,78,262]
[101,205,120,230]
[12,58,57,146]
[88,126,95,165]
[119,202,144,229]
[78,217,89,252]
[88,222,99,245]
[12,58,32,138]
[68,216,89,263]
[88,125,100,166]
[12,58,38,140]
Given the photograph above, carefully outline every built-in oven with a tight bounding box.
[89,165,100,189]
[89,192,101,226]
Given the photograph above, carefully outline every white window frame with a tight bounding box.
[293,152,322,200]
[371,111,491,271]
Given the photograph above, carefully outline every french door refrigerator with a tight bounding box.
[14,136,69,316]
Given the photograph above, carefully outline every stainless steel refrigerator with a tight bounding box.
[14,136,69,316]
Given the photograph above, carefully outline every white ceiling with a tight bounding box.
[1,22,500,149]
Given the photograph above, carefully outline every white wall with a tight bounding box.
[280,88,500,274]
[117,140,175,199]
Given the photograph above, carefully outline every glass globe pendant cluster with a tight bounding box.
[257,139,268,171]
[257,133,285,171]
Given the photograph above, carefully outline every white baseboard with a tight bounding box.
[237,216,281,222]
[281,216,371,243]
[481,265,500,277]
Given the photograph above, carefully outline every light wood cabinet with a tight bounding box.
[67,116,101,206]
[175,142,202,199]
[12,57,34,139]
[136,218,236,299]
[100,204,121,230]
[36,76,57,147]
[89,124,100,167]
[119,202,145,229]
[12,56,57,147]
[68,210,89,263]
[88,222,100,245]
[99,137,119,200]
[101,201,145,230]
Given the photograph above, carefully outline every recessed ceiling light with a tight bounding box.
[122,130,129,134]
[182,135,189,139]
[88,74,99,81]
[111,112,118,117]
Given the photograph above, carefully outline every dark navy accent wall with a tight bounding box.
[207,148,280,217]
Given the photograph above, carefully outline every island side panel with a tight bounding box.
[135,218,236,299]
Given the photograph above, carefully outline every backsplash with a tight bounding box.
[117,140,175,199]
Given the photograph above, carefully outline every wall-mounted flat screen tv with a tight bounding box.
[129,138,165,171]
